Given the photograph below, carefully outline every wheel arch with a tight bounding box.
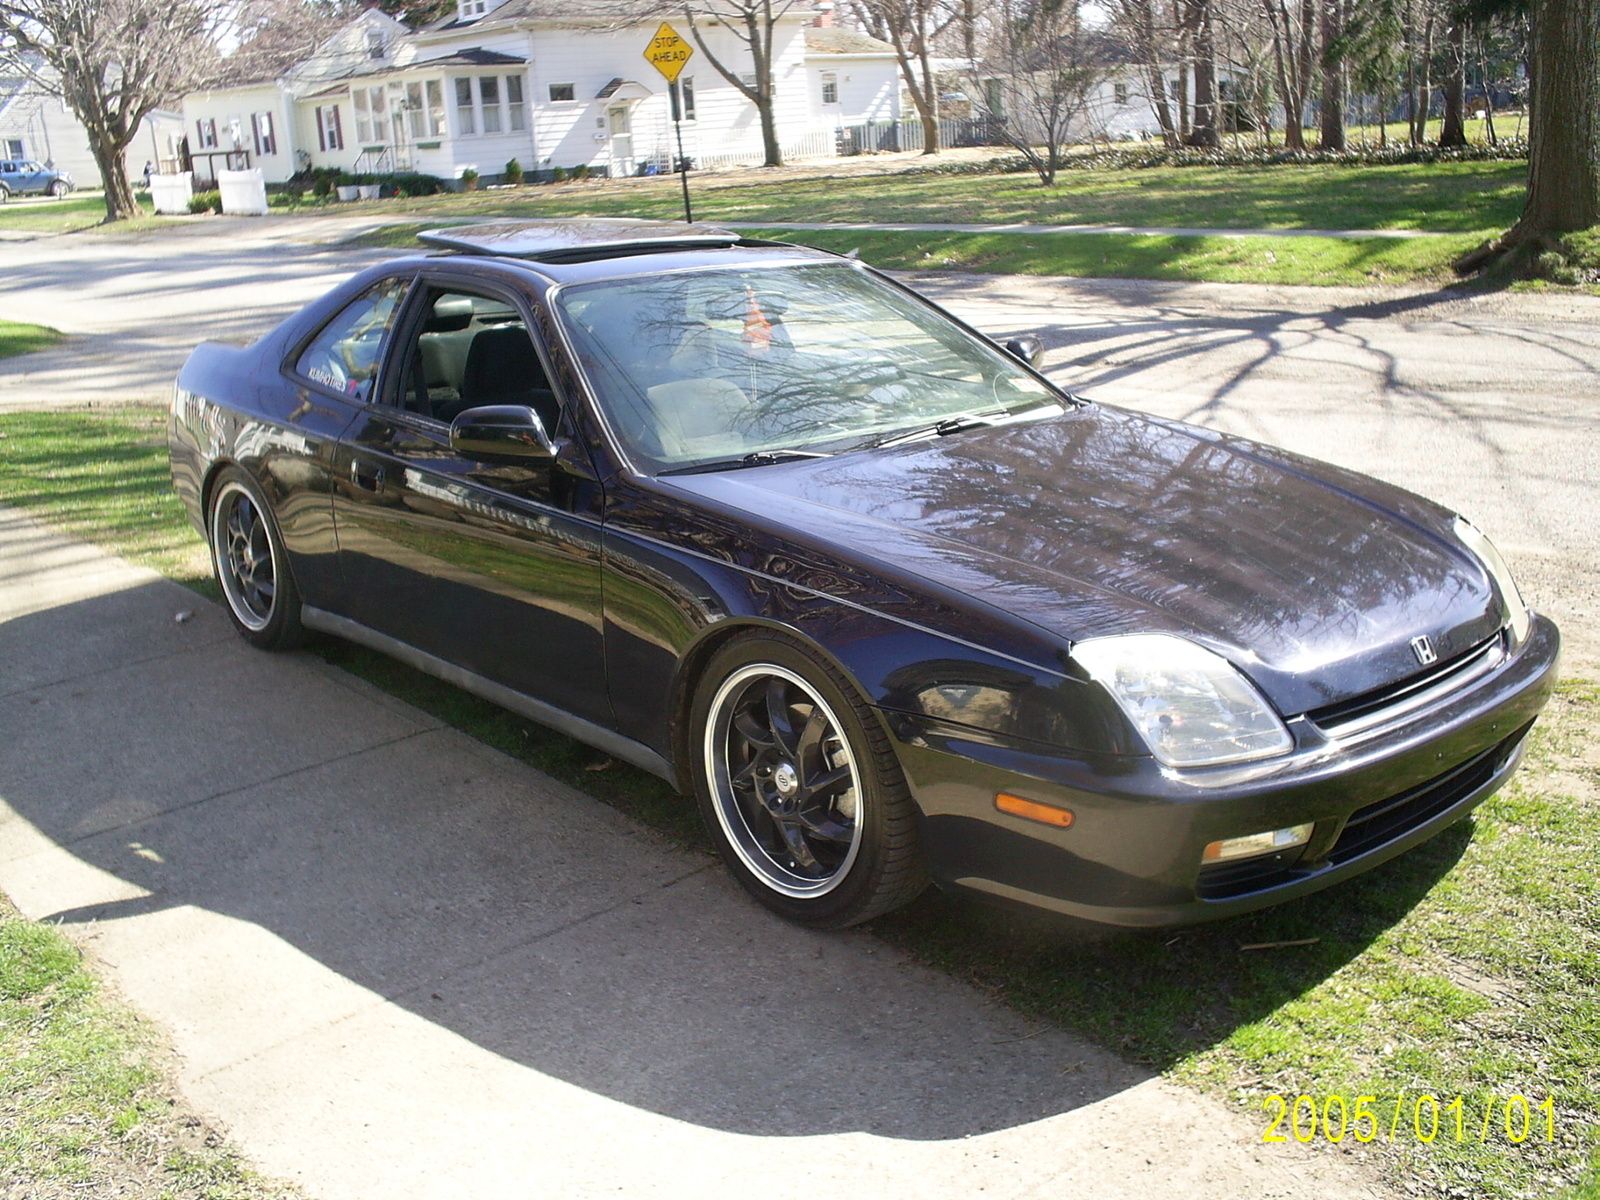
[666,616,890,796]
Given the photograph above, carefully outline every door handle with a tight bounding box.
[350,459,385,492]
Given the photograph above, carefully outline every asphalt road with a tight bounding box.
[1,217,1593,670]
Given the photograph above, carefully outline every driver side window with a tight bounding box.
[295,276,410,401]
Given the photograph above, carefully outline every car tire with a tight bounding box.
[48,180,68,198]
[690,631,928,928]
[207,466,303,650]
[0,186,9,204]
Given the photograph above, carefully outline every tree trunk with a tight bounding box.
[1145,63,1181,147]
[1176,61,1190,138]
[1319,0,1345,150]
[1265,0,1304,151]
[1187,0,1220,147]
[1514,0,1600,238]
[1439,20,1468,146]
[93,146,139,221]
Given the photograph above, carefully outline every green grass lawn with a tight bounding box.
[0,900,303,1198]
[0,319,63,358]
[358,220,1477,287]
[0,191,153,235]
[0,403,1594,1199]
[321,158,1526,234]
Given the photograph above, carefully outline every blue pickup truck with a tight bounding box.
[0,160,73,200]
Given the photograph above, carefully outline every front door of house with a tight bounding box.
[608,105,633,176]
[390,107,412,172]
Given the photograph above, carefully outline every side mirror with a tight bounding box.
[1001,335,1045,367]
[449,404,555,461]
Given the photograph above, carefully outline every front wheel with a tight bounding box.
[48,180,69,198]
[690,632,927,928]
[207,467,303,650]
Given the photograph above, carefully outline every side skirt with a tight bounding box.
[301,605,678,786]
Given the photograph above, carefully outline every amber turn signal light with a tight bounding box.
[995,793,1074,828]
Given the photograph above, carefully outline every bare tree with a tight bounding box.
[976,0,1108,185]
[854,0,955,154]
[0,0,217,221]
[683,0,793,167]
[1109,0,1180,146]
[214,0,355,90]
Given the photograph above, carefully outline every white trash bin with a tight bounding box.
[149,172,194,215]
[217,168,269,216]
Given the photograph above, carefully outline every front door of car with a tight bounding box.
[330,278,611,728]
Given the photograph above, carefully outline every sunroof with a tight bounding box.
[417,218,742,260]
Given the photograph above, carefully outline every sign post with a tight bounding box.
[643,22,695,224]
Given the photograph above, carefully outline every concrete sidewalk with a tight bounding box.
[0,505,1390,1200]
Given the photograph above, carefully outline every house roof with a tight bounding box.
[292,45,525,99]
[803,27,895,57]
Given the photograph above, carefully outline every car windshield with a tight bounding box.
[553,261,1062,474]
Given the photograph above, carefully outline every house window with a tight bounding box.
[367,29,388,59]
[3,138,22,158]
[457,0,486,17]
[676,76,695,121]
[252,111,277,156]
[354,86,385,142]
[506,74,525,131]
[195,118,218,149]
[455,77,476,134]
[549,82,575,103]
[1113,81,1129,106]
[479,75,501,133]
[983,77,1004,118]
[426,80,445,136]
[821,72,838,106]
[316,105,344,151]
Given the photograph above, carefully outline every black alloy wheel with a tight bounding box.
[692,632,927,928]
[207,467,303,649]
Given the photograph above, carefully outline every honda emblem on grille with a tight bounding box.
[1411,635,1438,666]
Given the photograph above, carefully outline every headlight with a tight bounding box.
[1072,634,1294,768]
[1453,516,1531,645]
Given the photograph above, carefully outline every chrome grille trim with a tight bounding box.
[1309,634,1504,739]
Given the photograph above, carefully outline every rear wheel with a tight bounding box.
[0,186,9,204]
[691,632,927,928]
[207,467,303,650]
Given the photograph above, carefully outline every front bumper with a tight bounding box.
[884,615,1561,927]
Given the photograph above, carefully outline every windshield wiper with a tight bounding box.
[658,449,832,476]
[863,397,1067,451]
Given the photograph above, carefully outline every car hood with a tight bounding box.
[663,405,1504,714]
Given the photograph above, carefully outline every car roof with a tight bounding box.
[418,218,744,261]
[409,218,839,285]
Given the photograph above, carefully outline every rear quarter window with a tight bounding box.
[294,276,411,401]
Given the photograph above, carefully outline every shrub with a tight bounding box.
[392,173,446,197]
[504,157,524,186]
[187,190,221,214]
[905,138,1530,178]
[460,166,479,190]
[551,165,567,183]
[571,163,589,181]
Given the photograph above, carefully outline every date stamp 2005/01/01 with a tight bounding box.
[1263,1093,1556,1145]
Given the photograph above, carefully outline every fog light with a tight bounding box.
[995,793,1074,828]
[1202,823,1314,864]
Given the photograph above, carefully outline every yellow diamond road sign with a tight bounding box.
[644,22,693,84]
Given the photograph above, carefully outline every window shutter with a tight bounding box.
[251,113,262,156]
[316,107,326,152]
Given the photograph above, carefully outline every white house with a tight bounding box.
[802,25,900,131]
[0,58,185,185]
[182,2,904,186]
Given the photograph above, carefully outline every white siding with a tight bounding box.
[183,84,297,182]
[805,56,900,126]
